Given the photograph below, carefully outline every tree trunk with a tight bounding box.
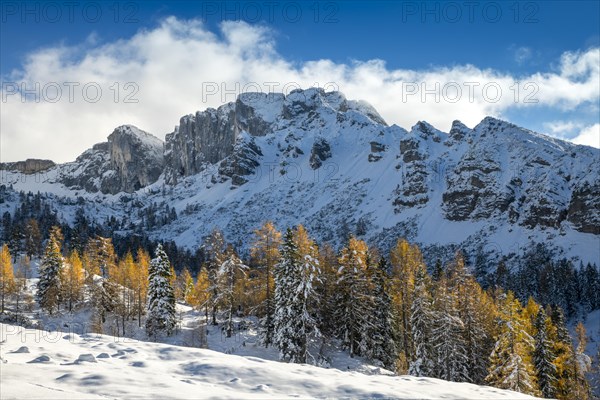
[227,304,233,338]
[138,291,142,328]
[212,305,217,325]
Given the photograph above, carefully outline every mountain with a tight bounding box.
[1,88,598,268]
[57,125,164,194]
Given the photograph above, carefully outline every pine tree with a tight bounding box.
[447,252,494,384]
[37,226,63,315]
[366,257,397,370]
[408,263,434,377]
[533,308,557,398]
[251,221,282,348]
[146,244,176,338]
[89,279,119,334]
[272,226,322,364]
[431,279,469,382]
[289,225,321,364]
[84,236,117,279]
[24,218,42,258]
[0,244,15,313]
[593,343,600,397]
[273,228,300,362]
[486,292,540,396]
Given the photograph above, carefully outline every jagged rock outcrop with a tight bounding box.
[567,182,600,234]
[107,126,164,192]
[58,125,164,194]
[393,122,438,210]
[309,138,332,169]
[164,88,386,184]
[165,93,284,184]
[218,134,263,186]
[0,159,55,174]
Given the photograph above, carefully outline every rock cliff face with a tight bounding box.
[158,89,599,237]
[164,89,387,185]
[107,126,164,193]
[0,159,55,174]
[165,93,284,184]
[58,125,164,194]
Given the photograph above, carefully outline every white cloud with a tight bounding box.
[514,46,532,64]
[1,18,599,162]
[571,124,600,148]
[543,120,583,136]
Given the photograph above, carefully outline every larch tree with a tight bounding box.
[179,268,195,304]
[315,242,339,339]
[571,322,592,400]
[486,292,540,396]
[251,221,282,348]
[60,250,85,312]
[0,244,15,313]
[146,244,176,339]
[14,255,30,316]
[203,229,227,325]
[389,238,423,371]
[550,306,579,399]
[216,247,248,338]
[37,226,64,315]
[113,252,135,335]
[191,268,211,323]
[133,248,150,327]
[336,237,372,358]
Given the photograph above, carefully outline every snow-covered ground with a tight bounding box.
[0,323,538,400]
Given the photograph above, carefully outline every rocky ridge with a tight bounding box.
[1,88,598,266]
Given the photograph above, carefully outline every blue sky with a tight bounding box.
[1,1,599,161]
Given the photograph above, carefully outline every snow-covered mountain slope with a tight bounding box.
[1,88,598,267]
[0,323,538,399]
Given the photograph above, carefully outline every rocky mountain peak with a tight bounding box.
[164,89,386,184]
[57,125,164,194]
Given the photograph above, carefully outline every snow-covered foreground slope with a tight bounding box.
[0,323,537,400]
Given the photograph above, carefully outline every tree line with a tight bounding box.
[1,221,599,399]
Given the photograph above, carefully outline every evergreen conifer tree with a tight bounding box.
[146,244,176,338]
[37,226,63,315]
